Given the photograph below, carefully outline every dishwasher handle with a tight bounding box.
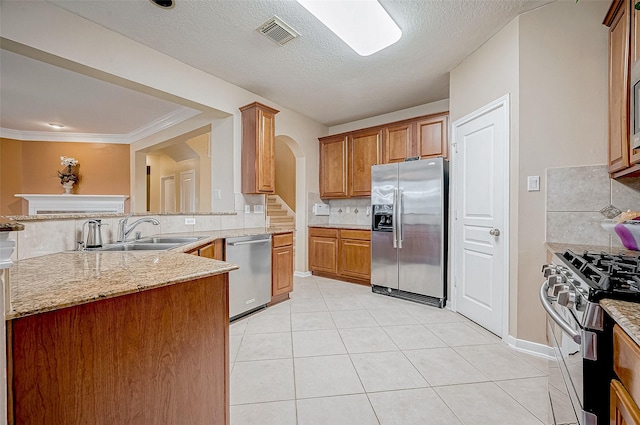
[227,239,271,246]
[540,280,581,344]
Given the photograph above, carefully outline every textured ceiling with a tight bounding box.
[47,0,552,126]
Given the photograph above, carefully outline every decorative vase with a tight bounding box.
[62,181,75,194]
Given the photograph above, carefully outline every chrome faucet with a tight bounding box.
[116,215,159,242]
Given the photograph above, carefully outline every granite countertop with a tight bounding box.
[600,299,640,346]
[0,217,24,232]
[309,224,371,231]
[6,227,295,320]
[7,251,238,320]
[2,211,237,221]
[545,242,638,257]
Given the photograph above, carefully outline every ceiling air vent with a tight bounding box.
[257,16,299,46]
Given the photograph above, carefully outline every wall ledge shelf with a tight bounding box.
[14,194,128,215]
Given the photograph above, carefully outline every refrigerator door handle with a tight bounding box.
[392,188,398,248]
[398,188,403,249]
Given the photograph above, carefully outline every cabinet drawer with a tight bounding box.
[340,229,370,241]
[273,232,293,248]
[309,227,339,238]
[614,325,640,404]
[611,379,640,425]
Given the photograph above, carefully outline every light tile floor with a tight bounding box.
[229,275,549,425]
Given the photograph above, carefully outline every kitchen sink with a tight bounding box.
[134,236,206,244]
[97,243,181,251]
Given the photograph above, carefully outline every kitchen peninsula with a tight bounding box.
[6,249,237,425]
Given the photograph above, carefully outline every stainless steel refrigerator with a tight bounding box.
[370,158,448,308]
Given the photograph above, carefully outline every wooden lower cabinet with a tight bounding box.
[8,274,230,425]
[271,232,294,304]
[308,227,339,274]
[189,239,224,260]
[309,227,370,284]
[611,380,640,425]
[612,324,640,425]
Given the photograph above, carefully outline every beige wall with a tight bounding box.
[275,138,296,211]
[450,17,521,339]
[0,138,130,215]
[516,0,609,344]
[0,139,23,215]
[450,0,609,345]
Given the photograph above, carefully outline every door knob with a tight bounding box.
[489,228,500,236]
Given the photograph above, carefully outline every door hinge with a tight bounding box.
[451,142,458,154]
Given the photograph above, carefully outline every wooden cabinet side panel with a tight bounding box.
[611,379,640,425]
[308,236,338,274]
[383,124,412,163]
[319,137,348,198]
[338,238,371,281]
[609,1,631,172]
[10,276,229,425]
[349,130,381,197]
[416,115,449,159]
[272,245,294,296]
[615,324,640,403]
[241,108,258,194]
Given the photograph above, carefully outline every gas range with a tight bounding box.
[541,249,640,425]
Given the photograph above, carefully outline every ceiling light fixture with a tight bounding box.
[295,0,401,56]
[48,123,65,129]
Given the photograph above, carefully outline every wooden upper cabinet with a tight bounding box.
[416,114,449,159]
[383,123,413,163]
[349,129,381,197]
[632,1,640,165]
[320,135,348,198]
[240,102,279,194]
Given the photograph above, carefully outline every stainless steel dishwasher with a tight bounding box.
[226,234,272,320]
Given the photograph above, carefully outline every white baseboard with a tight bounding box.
[294,271,312,278]
[505,335,554,360]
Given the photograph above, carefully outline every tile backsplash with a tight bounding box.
[546,165,640,246]
[307,192,371,227]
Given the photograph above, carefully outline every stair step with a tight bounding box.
[270,216,294,223]
[267,210,287,216]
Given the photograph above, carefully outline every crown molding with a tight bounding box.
[0,107,201,144]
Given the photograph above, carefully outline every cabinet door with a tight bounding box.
[272,245,293,297]
[416,114,449,159]
[241,102,278,194]
[349,129,381,197]
[611,380,640,425]
[198,240,224,260]
[338,238,371,281]
[319,136,348,198]
[309,236,338,274]
[383,123,412,163]
[257,108,276,192]
[609,0,631,172]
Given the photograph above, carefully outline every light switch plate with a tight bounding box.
[185,218,196,225]
[527,176,540,192]
[244,205,251,214]
[254,205,264,214]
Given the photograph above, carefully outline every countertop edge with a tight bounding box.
[600,299,640,346]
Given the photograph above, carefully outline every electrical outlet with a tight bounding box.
[244,205,251,214]
[254,205,264,214]
[527,176,540,192]
[185,218,196,225]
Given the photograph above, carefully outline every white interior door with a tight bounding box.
[161,176,176,213]
[452,96,509,337]
[180,170,196,213]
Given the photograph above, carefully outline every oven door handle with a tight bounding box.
[540,280,582,344]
